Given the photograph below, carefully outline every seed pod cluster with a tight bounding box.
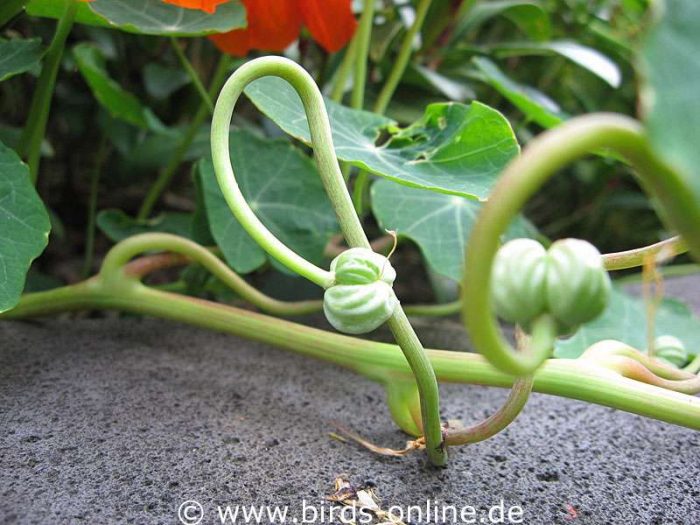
[323,248,399,334]
[491,238,612,334]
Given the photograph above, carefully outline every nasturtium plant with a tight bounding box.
[1,0,700,476]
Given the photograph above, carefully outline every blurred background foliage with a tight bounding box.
[1,0,686,304]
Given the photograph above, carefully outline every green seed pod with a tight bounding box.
[653,335,689,368]
[491,238,548,327]
[323,248,399,334]
[545,238,611,331]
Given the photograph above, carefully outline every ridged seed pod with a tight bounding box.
[323,248,399,334]
[491,238,548,327]
[653,335,689,368]
[545,238,611,331]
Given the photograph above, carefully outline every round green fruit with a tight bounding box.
[545,238,611,330]
[324,248,399,334]
[491,238,548,327]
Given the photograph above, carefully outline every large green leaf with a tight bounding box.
[198,130,339,274]
[0,141,51,313]
[73,43,149,129]
[472,57,566,128]
[0,38,43,82]
[27,0,246,36]
[245,77,520,200]
[371,179,535,281]
[90,0,246,36]
[555,288,700,359]
[26,0,111,28]
[641,0,700,203]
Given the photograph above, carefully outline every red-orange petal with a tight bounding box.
[209,0,302,56]
[209,29,254,56]
[163,0,231,13]
[298,0,357,53]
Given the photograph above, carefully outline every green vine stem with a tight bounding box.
[99,233,321,316]
[603,236,687,270]
[464,113,700,377]
[351,0,375,110]
[99,232,691,322]
[444,376,533,446]
[91,238,463,318]
[373,0,432,115]
[17,0,77,184]
[4,277,700,432]
[210,56,447,466]
[169,37,214,113]
[330,35,358,103]
[137,54,232,220]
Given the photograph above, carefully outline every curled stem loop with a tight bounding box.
[464,113,700,377]
[210,56,447,466]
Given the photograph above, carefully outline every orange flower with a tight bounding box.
[163,0,231,13]
[209,0,357,56]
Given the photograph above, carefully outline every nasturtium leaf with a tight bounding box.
[0,141,50,313]
[88,0,246,36]
[198,130,339,274]
[26,0,111,28]
[494,40,622,88]
[245,77,520,200]
[641,0,700,205]
[28,0,246,36]
[0,38,43,82]
[555,288,700,359]
[472,57,566,128]
[143,63,190,100]
[454,0,551,42]
[73,43,149,129]
[96,209,194,242]
[371,179,536,281]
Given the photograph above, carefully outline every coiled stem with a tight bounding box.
[464,113,700,377]
[210,56,447,466]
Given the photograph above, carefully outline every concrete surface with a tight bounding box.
[2,277,700,524]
